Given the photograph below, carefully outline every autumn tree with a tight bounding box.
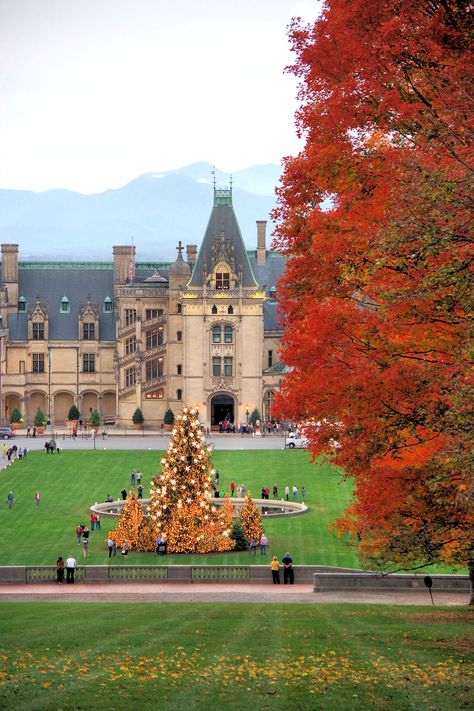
[273,1,473,599]
[148,406,234,553]
[239,492,263,544]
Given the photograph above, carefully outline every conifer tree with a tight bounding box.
[148,406,234,553]
[110,488,155,551]
[239,492,263,544]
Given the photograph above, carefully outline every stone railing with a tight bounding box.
[90,498,308,519]
[0,565,358,585]
[312,572,470,593]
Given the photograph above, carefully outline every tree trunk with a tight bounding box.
[469,561,474,606]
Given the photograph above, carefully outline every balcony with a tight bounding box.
[142,343,166,360]
[118,383,136,397]
[118,322,137,339]
[142,376,167,393]
[142,315,167,330]
[118,351,136,367]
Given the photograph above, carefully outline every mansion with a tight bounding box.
[0,187,286,429]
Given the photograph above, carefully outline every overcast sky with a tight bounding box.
[0,0,321,194]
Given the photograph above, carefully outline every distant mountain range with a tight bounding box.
[0,162,282,261]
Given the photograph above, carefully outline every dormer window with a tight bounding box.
[18,296,27,313]
[32,322,44,340]
[103,296,113,313]
[83,322,95,340]
[216,272,230,290]
[60,296,70,313]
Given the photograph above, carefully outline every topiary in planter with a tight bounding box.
[163,408,175,425]
[89,410,100,429]
[132,408,144,426]
[250,408,261,426]
[34,408,46,427]
[68,405,80,422]
[9,408,22,424]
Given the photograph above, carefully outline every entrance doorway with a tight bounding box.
[210,394,235,430]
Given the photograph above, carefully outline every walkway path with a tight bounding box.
[0,583,467,605]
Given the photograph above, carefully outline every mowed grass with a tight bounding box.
[0,603,472,711]
[0,449,359,567]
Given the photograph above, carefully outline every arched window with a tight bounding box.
[224,325,233,343]
[60,295,70,313]
[227,305,233,315]
[211,305,218,314]
[212,325,221,343]
[18,296,27,313]
[263,390,276,421]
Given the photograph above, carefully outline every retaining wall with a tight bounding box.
[312,572,470,593]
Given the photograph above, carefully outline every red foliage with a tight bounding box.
[273,1,473,572]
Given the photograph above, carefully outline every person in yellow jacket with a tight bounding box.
[271,556,280,584]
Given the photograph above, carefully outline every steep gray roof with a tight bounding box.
[9,267,116,341]
[188,190,258,288]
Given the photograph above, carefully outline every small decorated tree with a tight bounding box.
[9,408,22,425]
[34,408,46,427]
[249,408,261,427]
[239,491,263,544]
[89,410,100,429]
[230,519,248,551]
[221,494,234,531]
[132,408,144,427]
[68,405,80,422]
[109,489,155,551]
[148,405,234,553]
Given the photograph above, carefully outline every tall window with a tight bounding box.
[177,389,182,400]
[18,296,27,313]
[125,309,137,326]
[32,322,44,340]
[268,350,273,368]
[212,325,221,343]
[83,354,95,372]
[216,272,230,289]
[177,364,182,375]
[212,357,221,376]
[125,367,136,387]
[264,390,275,420]
[146,327,163,350]
[145,308,163,320]
[224,356,233,377]
[125,336,136,355]
[146,357,163,381]
[224,325,233,343]
[32,353,45,373]
[177,331,182,342]
[83,322,95,340]
[177,303,182,314]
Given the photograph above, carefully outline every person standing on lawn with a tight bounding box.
[75,525,83,544]
[35,491,40,506]
[7,491,14,509]
[230,480,235,497]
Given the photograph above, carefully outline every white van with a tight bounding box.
[285,432,308,449]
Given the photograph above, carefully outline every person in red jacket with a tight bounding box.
[230,480,235,497]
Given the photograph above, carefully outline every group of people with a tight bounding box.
[75,515,101,558]
[44,440,59,454]
[271,552,295,584]
[55,555,78,584]
[2,443,27,464]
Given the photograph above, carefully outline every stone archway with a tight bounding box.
[28,392,47,421]
[81,392,98,420]
[101,391,116,422]
[53,392,74,424]
[210,393,235,430]
[4,394,21,423]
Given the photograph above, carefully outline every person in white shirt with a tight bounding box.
[260,534,268,555]
[65,556,77,584]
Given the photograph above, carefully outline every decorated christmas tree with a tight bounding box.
[239,491,263,544]
[110,488,155,551]
[148,406,235,553]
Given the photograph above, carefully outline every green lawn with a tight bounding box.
[0,449,360,567]
[0,603,472,710]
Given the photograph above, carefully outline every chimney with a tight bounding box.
[1,244,19,308]
[256,221,267,266]
[113,245,136,285]
[186,244,198,266]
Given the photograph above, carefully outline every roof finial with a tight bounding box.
[176,240,184,258]
[229,174,233,193]
[211,166,216,192]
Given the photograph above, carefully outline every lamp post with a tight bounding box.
[245,405,249,424]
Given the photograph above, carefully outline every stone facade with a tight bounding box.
[0,188,286,428]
